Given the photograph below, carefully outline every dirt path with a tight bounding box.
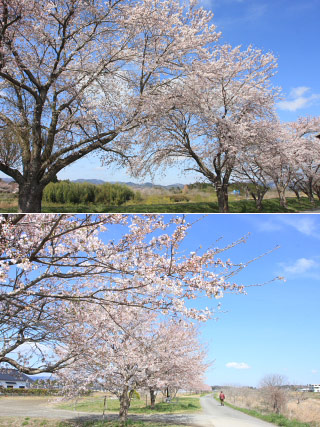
[0,396,196,425]
[0,395,275,426]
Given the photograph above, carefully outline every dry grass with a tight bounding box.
[223,387,320,426]
[286,394,320,425]
[0,417,63,426]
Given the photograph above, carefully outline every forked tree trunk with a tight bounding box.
[18,179,44,213]
[277,187,287,209]
[119,386,131,425]
[251,189,267,211]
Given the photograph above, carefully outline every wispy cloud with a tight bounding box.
[278,256,320,279]
[311,369,318,374]
[282,257,318,275]
[279,216,320,237]
[257,216,320,239]
[209,1,268,28]
[226,362,251,369]
[278,87,320,112]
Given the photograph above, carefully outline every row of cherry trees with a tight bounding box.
[1,0,319,212]
[60,304,208,422]
[133,78,320,211]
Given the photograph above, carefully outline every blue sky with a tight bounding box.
[209,0,320,122]
[0,0,319,185]
[177,214,320,387]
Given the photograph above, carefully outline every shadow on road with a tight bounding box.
[64,413,196,426]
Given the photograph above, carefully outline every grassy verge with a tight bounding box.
[58,396,200,414]
[225,403,312,426]
[0,418,186,427]
[214,396,312,427]
[1,195,320,213]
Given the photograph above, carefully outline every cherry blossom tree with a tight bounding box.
[287,117,320,204]
[59,302,208,424]
[1,213,264,374]
[133,44,278,212]
[242,120,296,209]
[0,0,219,212]
[233,123,273,211]
[59,304,157,423]
[144,320,209,408]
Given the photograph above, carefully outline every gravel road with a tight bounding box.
[0,395,275,426]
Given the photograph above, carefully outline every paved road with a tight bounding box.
[0,395,274,426]
[191,395,274,427]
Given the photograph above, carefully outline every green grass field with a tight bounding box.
[1,193,320,213]
[58,396,201,414]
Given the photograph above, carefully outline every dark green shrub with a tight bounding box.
[43,181,135,206]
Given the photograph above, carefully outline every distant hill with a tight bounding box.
[72,179,184,189]
[73,179,105,185]
[0,177,185,191]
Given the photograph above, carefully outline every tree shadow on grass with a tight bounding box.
[64,412,196,426]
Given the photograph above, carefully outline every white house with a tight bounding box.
[310,384,320,393]
[0,369,32,389]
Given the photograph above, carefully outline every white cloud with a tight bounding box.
[290,87,309,98]
[285,217,318,237]
[282,257,318,275]
[278,86,320,112]
[311,369,318,374]
[226,362,251,369]
[257,216,320,238]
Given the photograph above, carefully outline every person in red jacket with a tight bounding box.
[219,391,225,406]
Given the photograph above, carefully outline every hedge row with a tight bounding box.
[0,387,60,395]
[43,181,136,205]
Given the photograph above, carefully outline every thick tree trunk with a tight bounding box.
[307,179,315,205]
[277,187,287,209]
[216,185,229,213]
[119,386,130,425]
[256,195,263,211]
[251,190,267,211]
[18,180,44,213]
[150,388,156,409]
[251,193,262,211]
[166,387,170,398]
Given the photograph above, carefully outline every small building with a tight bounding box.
[310,384,320,393]
[0,369,32,389]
